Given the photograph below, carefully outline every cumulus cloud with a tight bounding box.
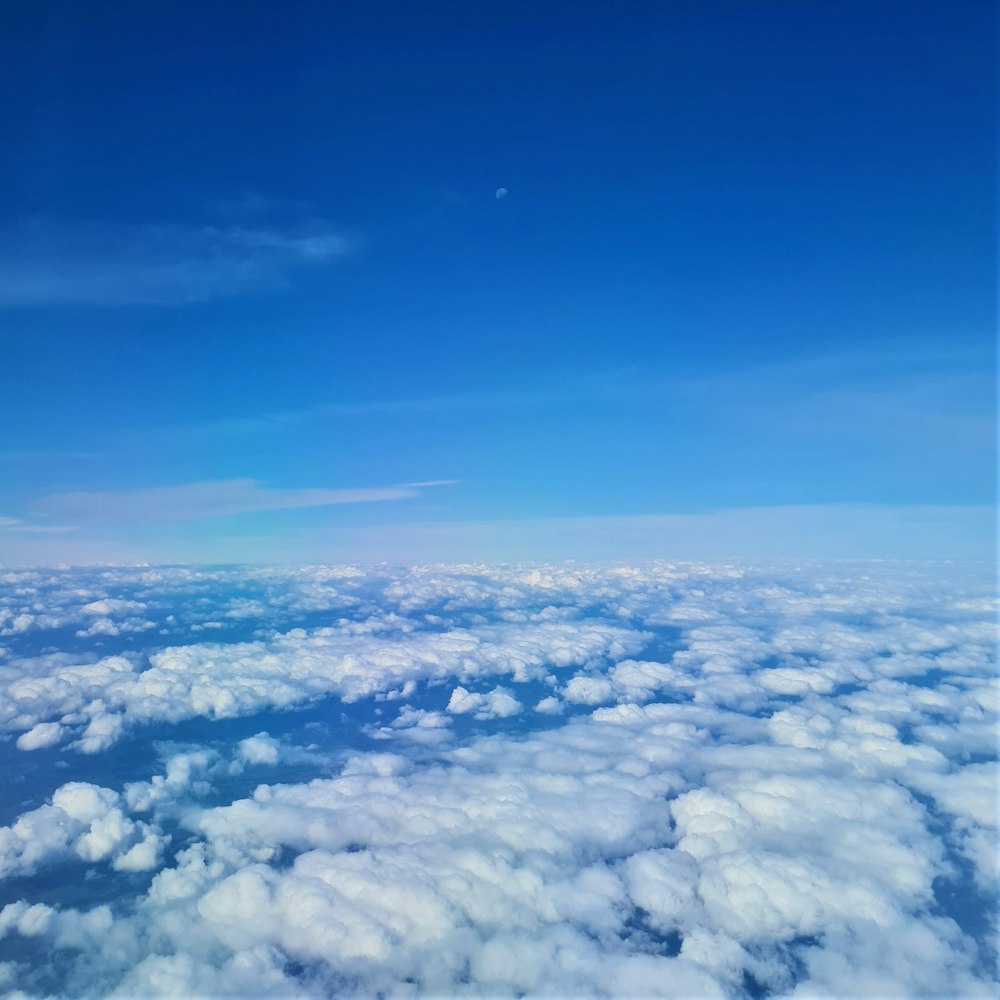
[124,747,221,813]
[15,721,65,750]
[562,672,616,705]
[0,561,994,998]
[446,685,522,719]
[0,614,642,751]
[0,781,166,878]
[235,733,282,767]
[534,695,564,715]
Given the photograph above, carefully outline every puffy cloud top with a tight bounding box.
[0,560,994,998]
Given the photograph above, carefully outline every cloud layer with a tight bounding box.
[0,561,995,998]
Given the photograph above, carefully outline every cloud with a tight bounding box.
[234,733,281,767]
[16,721,65,751]
[0,585,157,639]
[446,684,523,719]
[0,781,166,878]
[0,612,645,751]
[396,479,461,489]
[124,747,221,813]
[34,478,421,524]
[372,706,454,744]
[0,515,75,534]
[0,219,356,307]
[0,561,995,998]
[562,672,616,705]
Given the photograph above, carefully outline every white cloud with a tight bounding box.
[446,685,522,719]
[15,721,65,750]
[562,672,616,705]
[534,695,564,714]
[0,781,166,878]
[0,561,994,998]
[374,706,453,744]
[35,478,421,524]
[235,733,281,766]
[125,748,220,813]
[79,599,147,616]
[0,219,356,307]
[0,613,643,751]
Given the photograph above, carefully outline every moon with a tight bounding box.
[495,187,508,200]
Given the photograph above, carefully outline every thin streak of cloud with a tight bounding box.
[397,480,461,488]
[0,516,76,534]
[169,339,994,441]
[33,479,423,525]
[0,219,357,307]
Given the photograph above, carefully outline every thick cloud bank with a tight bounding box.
[0,561,995,998]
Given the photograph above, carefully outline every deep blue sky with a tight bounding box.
[0,1,994,562]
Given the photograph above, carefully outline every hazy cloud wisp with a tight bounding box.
[33,478,422,524]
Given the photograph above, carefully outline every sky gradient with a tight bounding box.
[0,1,995,563]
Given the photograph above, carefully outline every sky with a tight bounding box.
[0,11,996,994]
[0,1,995,564]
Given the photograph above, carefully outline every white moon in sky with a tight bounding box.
[495,187,508,200]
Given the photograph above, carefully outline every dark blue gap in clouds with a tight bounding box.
[904,789,998,978]
[0,866,162,1000]
[0,692,391,826]
[637,625,686,662]
[620,908,683,957]
[718,936,825,999]
[895,667,967,689]
[21,626,149,660]
[741,968,770,1000]
[0,856,153,913]
[620,914,818,999]
[0,934,76,998]
[932,864,998,980]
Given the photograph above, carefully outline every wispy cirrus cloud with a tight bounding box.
[0,450,101,462]
[33,478,430,524]
[0,516,76,534]
[0,218,356,307]
[162,340,994,449]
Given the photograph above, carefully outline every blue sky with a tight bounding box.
[0,1,994,563]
